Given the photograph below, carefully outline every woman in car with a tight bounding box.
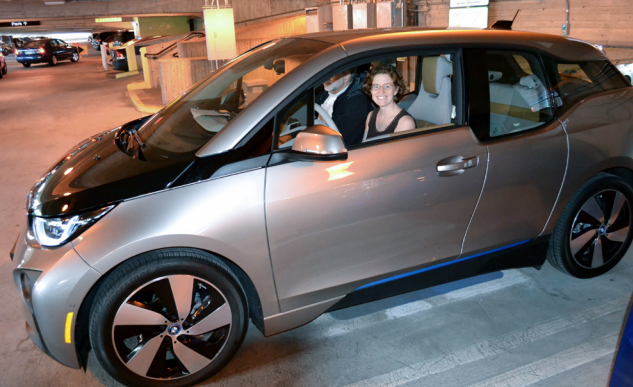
[363,65,416,140]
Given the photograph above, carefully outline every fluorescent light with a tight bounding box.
[44,1,65,5]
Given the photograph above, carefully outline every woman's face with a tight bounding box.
[370,73,398,108]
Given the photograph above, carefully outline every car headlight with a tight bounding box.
[32,205,114,247]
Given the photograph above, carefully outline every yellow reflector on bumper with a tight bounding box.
[65,312,73,343]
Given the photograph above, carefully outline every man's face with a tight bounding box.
[324,72,351,93]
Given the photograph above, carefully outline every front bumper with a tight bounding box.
[11,227,101,368]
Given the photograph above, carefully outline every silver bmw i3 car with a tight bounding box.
[11,27,633,386]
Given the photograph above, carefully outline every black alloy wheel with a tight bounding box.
[548,173,633,278]
[71,51,79,62]
[90,249,248,387]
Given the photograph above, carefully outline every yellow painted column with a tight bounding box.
[126,45,138,72]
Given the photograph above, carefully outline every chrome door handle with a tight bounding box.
[436,156,478,176]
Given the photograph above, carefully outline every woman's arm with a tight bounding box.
[362,111,372,142]
[394,114,416,133]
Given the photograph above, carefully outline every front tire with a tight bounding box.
[547,173,633,278]
[89,249,248,387]
[71,51,79,62]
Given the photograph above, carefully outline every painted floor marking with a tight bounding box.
[466,333,617,387]
[342,296,628,387]
[316,270,529,338]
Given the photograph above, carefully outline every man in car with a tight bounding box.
[317,69,374,146]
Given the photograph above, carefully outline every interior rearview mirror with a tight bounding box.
[290,125,348,161]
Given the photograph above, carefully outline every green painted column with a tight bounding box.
[134,16,191,37]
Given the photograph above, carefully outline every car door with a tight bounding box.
[460,49,568,255]
[264,53,489,312]
[57,40,71,59]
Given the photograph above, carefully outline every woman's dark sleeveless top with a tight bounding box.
[366,108,414,140]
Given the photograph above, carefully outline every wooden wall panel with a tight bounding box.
[415,0,633,46]
[235,14,306,54]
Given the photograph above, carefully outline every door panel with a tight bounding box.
[265,127,488,312]
[461,122,567,254]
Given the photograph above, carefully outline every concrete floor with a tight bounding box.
[0,54,632,387]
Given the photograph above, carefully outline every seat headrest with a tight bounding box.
[422,56,452,95]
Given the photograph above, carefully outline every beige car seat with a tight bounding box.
[406,56,453,127]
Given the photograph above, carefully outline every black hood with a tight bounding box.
[28,118,195,218]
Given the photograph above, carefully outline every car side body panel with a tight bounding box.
[72,169,280,318]
[541,88,633,234]
[461,122,568,254]
[265,127,488,313]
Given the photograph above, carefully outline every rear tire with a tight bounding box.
[547,173,633,278]
[50,55,57,66]
[89,248,248,387]
[22,63,30,68]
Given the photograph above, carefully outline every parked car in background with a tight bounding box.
[12,37,30,48]
[90,31,117,51]
[111,30,135,48]
[0,41,13,55]
[15,39,82,67]
[617,62,633,83]
[11,28,633,387]
[110,36,164,71]
[0,51,7,79]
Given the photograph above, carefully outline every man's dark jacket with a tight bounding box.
[316,76,374,146]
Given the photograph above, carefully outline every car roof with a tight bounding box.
[292,28,605,62]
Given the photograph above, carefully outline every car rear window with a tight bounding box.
[543,56,628,113]
[23,41,47,48]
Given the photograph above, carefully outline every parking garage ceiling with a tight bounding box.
[0,0,206,34]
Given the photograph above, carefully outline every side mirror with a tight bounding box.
[290,125,348,161]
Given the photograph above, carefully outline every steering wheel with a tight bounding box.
[314,103,339,133]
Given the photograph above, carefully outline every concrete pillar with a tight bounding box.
[141,47,151,87]
[100,44,109,70]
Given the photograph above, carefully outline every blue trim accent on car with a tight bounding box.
[355,239,532,291]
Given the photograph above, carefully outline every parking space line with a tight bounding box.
[342,296,627,387]
[466,333,617,387]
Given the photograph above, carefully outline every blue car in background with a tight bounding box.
[610,297,633,387]
[15,39,81,67]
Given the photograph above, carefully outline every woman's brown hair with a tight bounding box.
[362,64,407,99]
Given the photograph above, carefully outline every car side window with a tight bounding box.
[277,93,312,149]
[273,52,460,151]
[465,49,554,140]
[542,56,628,114]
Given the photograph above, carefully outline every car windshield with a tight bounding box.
[135,38,332,156]
[23,41,47,48]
